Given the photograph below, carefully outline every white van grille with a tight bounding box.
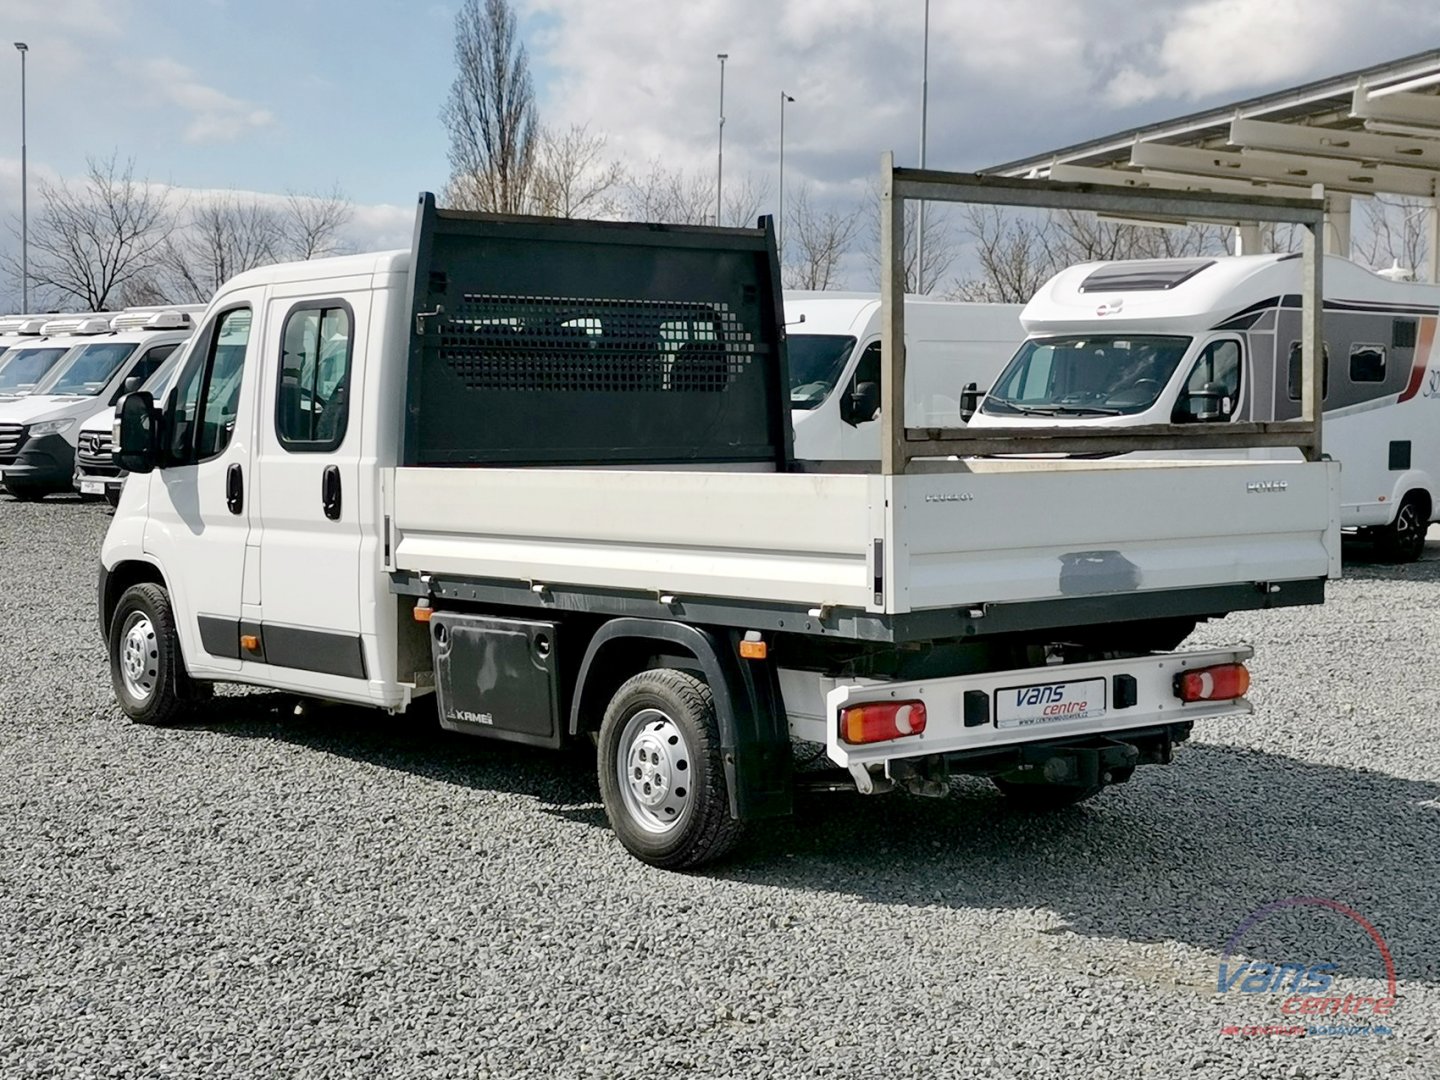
[0,422,23,460]
[76,430,117,473]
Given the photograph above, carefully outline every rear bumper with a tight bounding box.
[794,646,1254,770]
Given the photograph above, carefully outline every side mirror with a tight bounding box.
[840,381,881,427]
[122,375,142,394]
[960,381,983,422]
[115,390,159,474]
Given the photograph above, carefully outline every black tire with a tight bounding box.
[597,669,743,870]
[107,583,206,726]
[992,775,1104,810]
[1375,494,1428,563]
[5,482,47,502]
[104,487,122,508]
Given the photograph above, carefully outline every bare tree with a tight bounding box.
[722,173,771,229]
[864,194,958,294]
[783,183,861,290]
[2,154,174,310]
[623,161,715,225]
[1355,195,1430,279]
[528,125,626,219]
[442,0,540,213]
[160,195,282,304]
[952,206,1063,303]
[282,186,353,260]
[953,206,1230,302]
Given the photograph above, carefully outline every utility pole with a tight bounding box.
[14,41,28,312]
[915,0,930,293]
[716,53,728,226]
[779,91,794,260]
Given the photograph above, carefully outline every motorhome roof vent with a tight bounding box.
[1078,259,1216,293]
[39,314,113,336]
[109,310,193,332]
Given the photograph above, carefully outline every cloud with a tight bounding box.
[138,59,275,144]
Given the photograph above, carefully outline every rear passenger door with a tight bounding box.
[251,292,368,685]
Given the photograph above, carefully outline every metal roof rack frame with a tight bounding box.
[875,153,1328,474]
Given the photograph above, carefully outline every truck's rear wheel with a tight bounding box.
[1375,493,1428,563]
[4,481,47,502]
[108,583,206,726]
[597,669,742,869]
[991,775,1104,809]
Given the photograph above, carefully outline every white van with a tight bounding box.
[0,311,195,500]
[73,343,189,505]
[0,316,91,401]
[970,254,1440,560]
[786,293,1024,460]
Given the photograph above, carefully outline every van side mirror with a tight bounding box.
[115,390,160,474]
[840,380,880,426]
[122,375,142,394]
[960,381,983,422]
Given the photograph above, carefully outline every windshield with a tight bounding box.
[788,334,856,409]
[981,335,1192,417]
[0,346,73,394]
[35,342,138,397]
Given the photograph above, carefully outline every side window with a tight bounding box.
[277,303,353,451]
[130,343,178,387]
[1287,341,1330,400]
[848,341,882,420]
[1174,338,1242,423]
[169,307,252,464]
[1349,343,1386,384]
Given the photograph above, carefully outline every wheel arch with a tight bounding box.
[99,558,169,642]
[570,618,793,821]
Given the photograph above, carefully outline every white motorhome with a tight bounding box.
[0,311,195,500]
[100,199,1338,869]
[970,254,1440,560]
[786,293,1024,460]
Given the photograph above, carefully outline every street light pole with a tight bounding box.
[716,53,728,226]
[915,0,930,293]
[14,42,27,312]
[779,91,794,260]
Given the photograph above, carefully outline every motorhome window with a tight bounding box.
[171,307,252,463]
[981,335,1191,417]
[34,342,138,397]
[1078,259,1215,293]
[1349,344,1386,383]
[788,334,856,410]
[0,346,70,393]
[1286,341,1330,400]
[277,303,353,451]
[1173,338,1242,423]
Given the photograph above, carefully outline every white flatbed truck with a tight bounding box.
[101,169,1340,868]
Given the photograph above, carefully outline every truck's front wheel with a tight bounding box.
[108,583,206,726]
[597,669,742,869]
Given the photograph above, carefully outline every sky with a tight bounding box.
[0,0,1438,307]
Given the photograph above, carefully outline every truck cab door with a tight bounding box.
[142,300,263,674]
[251,294,368,686]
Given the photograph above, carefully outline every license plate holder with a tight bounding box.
[80,480,105,495]
[995,676,1108,730]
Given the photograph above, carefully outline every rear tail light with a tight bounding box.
[1176,663,1250,703]
[840,700,927,744]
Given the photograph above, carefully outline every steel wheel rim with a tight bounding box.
[119,611,160,702]
[616,707,695,835]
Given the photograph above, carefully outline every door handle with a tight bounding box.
[322,465,342,521]
[225,463,243,515]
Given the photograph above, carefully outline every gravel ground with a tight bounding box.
[1,494,1437,1079]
